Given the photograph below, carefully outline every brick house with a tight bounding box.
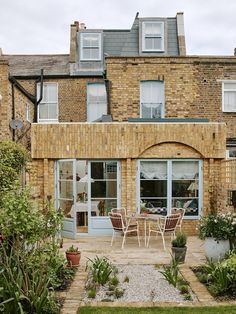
[0,13,236,238]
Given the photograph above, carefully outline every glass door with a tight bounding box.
[56,160,76,239]
[88,161,120,235]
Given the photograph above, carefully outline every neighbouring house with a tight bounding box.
[0,13,236,238]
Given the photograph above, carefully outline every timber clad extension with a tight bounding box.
[0,12,236,237]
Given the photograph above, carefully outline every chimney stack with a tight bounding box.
[79,22,86,29]
[234,48,236,56]
[74,21,80,31]
[176,12,186,56]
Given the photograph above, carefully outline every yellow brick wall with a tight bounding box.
[0,60,11,140]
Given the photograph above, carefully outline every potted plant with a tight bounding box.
[171,233,187,263]
[66,245,81,267]
[198,213,233,261]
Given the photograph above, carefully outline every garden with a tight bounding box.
[0,141,75,314]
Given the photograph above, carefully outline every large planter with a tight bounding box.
[204,237,230,262]
[171,246,187,263]
[66,251,81,267]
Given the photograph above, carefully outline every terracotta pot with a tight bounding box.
[66,251,81,267]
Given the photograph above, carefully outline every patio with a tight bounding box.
[62,235,206,267]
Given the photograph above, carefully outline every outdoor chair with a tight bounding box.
[147,213,181,251]
[109,212,140,249]
[170,207,186,232]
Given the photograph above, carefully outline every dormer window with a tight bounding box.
[142,22,164,52]
[80,33,102,61]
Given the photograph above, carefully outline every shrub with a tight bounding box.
[159,256,180,287]
[172,233,187,248]
[86,256,114,286]
[87,289,96,299]
[179,285,189,294]
[110,276,119,286]
[123,275,129,283]
[198,214,234,241]
[114,287,124,298]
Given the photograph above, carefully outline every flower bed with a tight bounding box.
[83,264,197,303]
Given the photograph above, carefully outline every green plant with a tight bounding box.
[198,213,234,241]
[179,285,189,294]
[66,245,79,253]
[87,289,96,299]
[172,233,187,248]
[183,293,192,301]
[159,256,180,287]
[110,276,119,286]
[86,256,114,286]
[198,273,209,284]
[123,275,129,283]
[114,287,124,298]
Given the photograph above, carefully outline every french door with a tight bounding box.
[56,160,120,237]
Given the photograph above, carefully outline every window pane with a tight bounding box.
[83,33,99,47]
[48,103,57,119]
[59,181,73,199]
[153,38,162,50]
[91,162,117,179]
[91,198,117,216]
[90,48,99,59]
[140,161,167,179]
[145,38,153,50]
[152,104,162,118]
[172,161,199,179]
[140,198,167,215]
[141,180,167,197]
[91,181,117,198]
[87,84,107,121]
[47,84,57,102]
[224,91,236,111]
[38,104,48,119]
[172,180,198,198]
[145,22,161,35]
[141,104,152,118]
[225,83,236,90]
[59,161,73,179]
[172,198,198,216]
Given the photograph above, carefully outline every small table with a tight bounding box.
[129,214,163,247]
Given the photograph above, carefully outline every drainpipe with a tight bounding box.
[11,82,15,141]
[34,69,44,122]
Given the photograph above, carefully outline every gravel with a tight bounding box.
[83,264,198,303]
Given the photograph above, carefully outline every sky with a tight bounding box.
[0,0,236,56]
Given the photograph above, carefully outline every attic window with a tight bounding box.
[142,22,164,52]
[80,33,101,61]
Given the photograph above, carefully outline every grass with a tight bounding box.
[78,306,236,314]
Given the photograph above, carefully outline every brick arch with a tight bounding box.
[139,141,203,158]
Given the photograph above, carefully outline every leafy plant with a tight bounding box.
[86,256,114,286]
[87,289,96,299]
[110,276,119,286]
[179,285,189,294]
[172,233,187,248]
[114,287,124,298]
[159,256,180,287]
[198,214,234,241]
[66,245,80,253]
[183,293,192,301]
[123,275,129,283]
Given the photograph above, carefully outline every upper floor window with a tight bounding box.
[80,33,102,61]
[142,22,164,52]
[37,83,58,123]
[140,81,164,119]
[222,81,236,112]
[87,83,107,122]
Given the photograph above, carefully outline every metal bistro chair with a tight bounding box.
[170,207,186,232]
[147,213,181,251]
[109,211,140,249]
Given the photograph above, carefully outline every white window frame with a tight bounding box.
[136,159,202,219]
[226,146,236,159]
[222,80,236,112]
[25,103,30,122]
[140,80,165,119]
[142,21,164,52]
[80,32,102,61]
[37,83,58,123]
[87,83,107,122]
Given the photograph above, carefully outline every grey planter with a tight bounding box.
[171,246,187,263]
